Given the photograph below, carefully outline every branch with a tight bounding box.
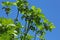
[14,8,19,24]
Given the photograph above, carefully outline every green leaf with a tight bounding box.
[16,22,22,28]
[36,23,44,30]
[31,6,36,10]
[27,34,33,40]
[2,18,14,25]
[40,14,45,19]
[5,7,11,15]
[37,8,42,13]
[39,31,45,40]
[44,23,49,31]
[0,33,11,40]
[48,22,55,32]
[12,2,17,6]
[2,1,12,7]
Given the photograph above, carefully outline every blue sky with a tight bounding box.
[0,0,60,40]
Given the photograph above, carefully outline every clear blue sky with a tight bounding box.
[0,0,60,40]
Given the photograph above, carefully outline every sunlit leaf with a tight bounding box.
[31,6,36,10]
[37,8,42,13]
[48,22,55,31]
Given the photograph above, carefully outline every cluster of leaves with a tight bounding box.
[0,17,22,40]
[0,0,55,40]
